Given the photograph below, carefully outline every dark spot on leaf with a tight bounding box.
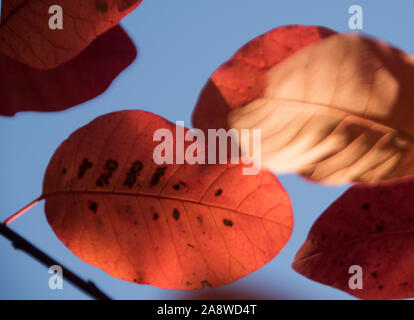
[197,216,203,225]
[187,243,195,248]
[401,282,408,287]
[370,272,377,278]
[78,158,93,179]
[95,0,108,13]
[223,219,233,227]
[132,162,143,171]
[378,285,383,290]
[88,202,98,213]
[321,234,326,241]
[215,189,223,196]
[133,220,138,225]
[153,213,159,221]
[62,168,67,174]
[311,239,315,245]
[123,161,143,188]
[96,160,118,187]
[201,280,212,288]
[376,225,384,232]
[173,209,180,220]
[173,181,188,191]
[409,218,413,223]
[150,166,167,186]
[186,281,192,286]
[106,160,118,171]
[362,203,371,210]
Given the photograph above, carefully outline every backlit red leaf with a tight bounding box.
[0,25,136,116]
[0,0,141,69]
[293,178,414,299]
[42,110,293,289]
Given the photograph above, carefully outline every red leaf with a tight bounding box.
[191,25,336,133]
[0,25,136,116]
[42,110,293,289]
[292,178,414,299]
[0,0,142,69]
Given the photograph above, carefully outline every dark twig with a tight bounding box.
[0,223,111,300]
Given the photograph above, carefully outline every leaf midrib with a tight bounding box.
[41,189,291,228]
[261,96,414,141]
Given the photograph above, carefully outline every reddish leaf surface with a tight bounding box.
[191,25,336,133]
[227,34,414,184]
[292,178,414,299]
[42,110,293,289]
[0,0,141,69]
[0,25,136,116]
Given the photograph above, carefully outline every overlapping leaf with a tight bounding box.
[0,25,136,116]
[0,0,142,69]
[42,110,293,289]
[293,177,414,299]
[193,25,414,183]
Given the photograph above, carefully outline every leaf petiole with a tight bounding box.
[3,196,43,225]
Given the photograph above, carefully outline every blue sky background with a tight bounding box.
[1,0,414,299]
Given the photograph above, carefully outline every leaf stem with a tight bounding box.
[3,196,43,225]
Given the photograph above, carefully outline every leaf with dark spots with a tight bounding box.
[42,110,293,290]
[292,177,414,299]
[0,25,137,116]
[0,0,142,69]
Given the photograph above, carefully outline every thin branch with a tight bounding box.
[0,223,111,300]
